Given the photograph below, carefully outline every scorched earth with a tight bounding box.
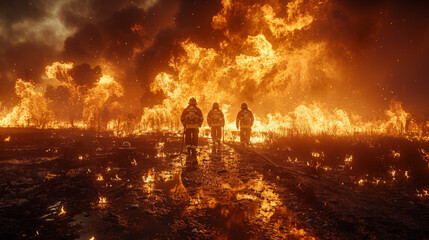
[0,128,428,239]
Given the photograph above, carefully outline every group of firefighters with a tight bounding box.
[181,97,254,156]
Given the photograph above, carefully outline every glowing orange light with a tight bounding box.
[58,206,66,216]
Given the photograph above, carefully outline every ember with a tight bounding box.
[96,174,104,181]
[58,206,66,216]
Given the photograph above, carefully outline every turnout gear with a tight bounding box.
[236,105,254,144]
[181,98,203,156]
[207,103,225,143]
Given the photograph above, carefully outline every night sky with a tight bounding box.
[0,0,428,116]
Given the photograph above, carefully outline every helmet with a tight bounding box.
[241,102,248,109]
[212,102,219,109]
[122,141,131,148]
[189,97,197,105]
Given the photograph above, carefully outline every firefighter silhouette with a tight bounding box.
[236,102,254,145]
[207,102,225,145]
[181,97,203,156]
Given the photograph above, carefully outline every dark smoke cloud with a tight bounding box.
[61,0,180,110]
[1,0,429,116]
[133,0,223,107]
[0,0,57,103]
[70,63,101,87]
[0,0,176,104]
[313,0,429,114]
[0,0,47,26]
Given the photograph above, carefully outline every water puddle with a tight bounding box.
[80,140,315,239]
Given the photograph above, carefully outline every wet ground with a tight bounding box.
[0,129,428,239]
[78,140,316,240]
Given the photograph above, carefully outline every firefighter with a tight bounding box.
[181,97,203,156]
[207,102,225,145]
[236,102,254,145]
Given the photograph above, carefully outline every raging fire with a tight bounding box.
[0,0,427,141]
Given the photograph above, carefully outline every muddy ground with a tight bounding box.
[0,128,428,239]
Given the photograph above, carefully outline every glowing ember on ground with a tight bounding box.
[391,150,401,159]
[344,155,353,165]
[390,169,397,180]
[4,136,11,142]
[131,159,137,166]
[58,206,66,216]
[416,189,429,198]
[143,169,155,183]
[96,174,104,181]
[99,196,107,205]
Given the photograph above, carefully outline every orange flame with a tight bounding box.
[58,205,66,216]
[0,0,426,142]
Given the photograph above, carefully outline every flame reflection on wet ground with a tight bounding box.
[79,139,315,239]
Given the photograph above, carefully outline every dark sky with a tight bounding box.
[0,0,428,115]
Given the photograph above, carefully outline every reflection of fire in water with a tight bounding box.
[344,155,353,165]
[228,176,281,222]
[98,196,107,208]
[155,142,166,158]
[416,189,429,198]
[182,143,316,238]
[142,168,155,183]
[113,174,122,181]
[142,168,156,194]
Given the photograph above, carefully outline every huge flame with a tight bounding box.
[0,0,427,140]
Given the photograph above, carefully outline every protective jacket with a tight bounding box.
[181,105,203,129]
[207,108,225,127]
[236,109,254,129]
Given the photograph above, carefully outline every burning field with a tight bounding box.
[0,0,429,239]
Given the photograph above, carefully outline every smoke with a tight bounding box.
[313,0,429,114]
[70,63,101,87]
[0,0,429,118]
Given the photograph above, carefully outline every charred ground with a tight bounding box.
[0,128,428,239]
